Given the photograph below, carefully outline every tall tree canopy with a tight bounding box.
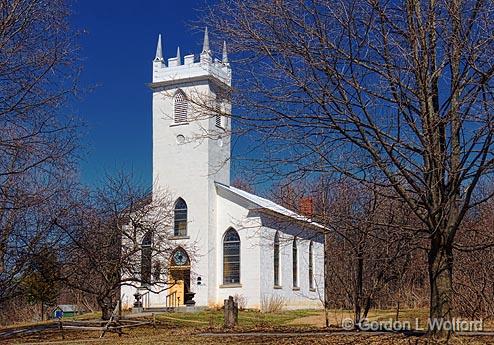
[0,0,80,303]
[206,0,494,329]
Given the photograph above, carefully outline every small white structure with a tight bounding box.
[121,29,325,310]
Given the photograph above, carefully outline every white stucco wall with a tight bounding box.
[215,187,262,308]
[258,216,325,310]
[121,37,325,311]
[215,187,325,310]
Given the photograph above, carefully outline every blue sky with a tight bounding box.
[70,0,216,188]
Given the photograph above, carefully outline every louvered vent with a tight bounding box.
[215,101,222,128]
[174,91,188,123]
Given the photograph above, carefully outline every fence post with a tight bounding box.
[59,319,65,340]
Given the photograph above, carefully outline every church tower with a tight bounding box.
[150,29,232,305]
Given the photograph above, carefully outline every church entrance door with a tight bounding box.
[168,268,190,305]
[167,248,190,307]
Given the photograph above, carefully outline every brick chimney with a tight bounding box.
[299,197,313,218]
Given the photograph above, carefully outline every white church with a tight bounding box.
[121,29,325,311]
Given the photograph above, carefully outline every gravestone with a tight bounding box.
[223,296,238,328]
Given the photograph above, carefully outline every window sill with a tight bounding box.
[170,122,189,127]
[170,235,190,240]
[309,288,316,292]
[292,287,300,291]
[273,285,282,290]
[219,283,242,288]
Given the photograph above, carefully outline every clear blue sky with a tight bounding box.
[70,0,216,188]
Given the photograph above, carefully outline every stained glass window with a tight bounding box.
[174,198,187,236]
[292,237,298,287]
[274,231,280,286]
[223,228,240,284]
[309,241,314,289]
[141,231,152,285]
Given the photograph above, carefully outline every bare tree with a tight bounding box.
[321,179,425,326]
[204,0,494,329]
[453,183,494,319]
[60,173,194,320]
[0,0,80,307]
[22,246,62,321]
[272,176,425,326]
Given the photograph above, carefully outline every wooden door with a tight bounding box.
[169,269,185,305]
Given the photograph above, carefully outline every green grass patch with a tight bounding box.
[154,309,321,329]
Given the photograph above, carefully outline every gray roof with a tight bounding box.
[55,304,77,312]
[215,182,326,230]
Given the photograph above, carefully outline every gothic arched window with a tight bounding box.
[174,90,188,123]
[309,241,314,289]
[274,231,280,286]
[141,231,152,285]
[174,198,187,236]
[292,237,298,288]
[223,228,240,284]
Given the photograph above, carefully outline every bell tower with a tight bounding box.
[150,29,232,195]
[149,29,232,306]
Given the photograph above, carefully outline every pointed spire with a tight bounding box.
[222,41,228,64]
[202,27,211,55]
[154,34,163,62]
[176,46,181,65]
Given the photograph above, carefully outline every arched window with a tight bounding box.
[223,228,240,284]
[153,261,161,282]
[309,241,314,289]
[141,231,152,285]
[292,237,298,288]
[174,198,187,236]
[170,247,190,266]
[274,231,280,286]
[174,90,188,123]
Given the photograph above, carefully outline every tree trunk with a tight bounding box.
[354,249,364,327]
[98,297,114,320]
[101,305,112,320]
[428,238,453,334]
[362,296,372,321]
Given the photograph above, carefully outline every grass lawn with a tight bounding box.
[153,308,321,329]
[1,309,493,345]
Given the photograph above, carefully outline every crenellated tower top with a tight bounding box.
[151,28,231,87]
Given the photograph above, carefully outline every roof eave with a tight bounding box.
[252,207,327,232]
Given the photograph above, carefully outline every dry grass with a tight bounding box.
[1,309,493,345]
[3,327,494,345]
[260,295,286,313]
[289,308,431,328]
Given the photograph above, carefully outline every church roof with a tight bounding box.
[215,182,326,231]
